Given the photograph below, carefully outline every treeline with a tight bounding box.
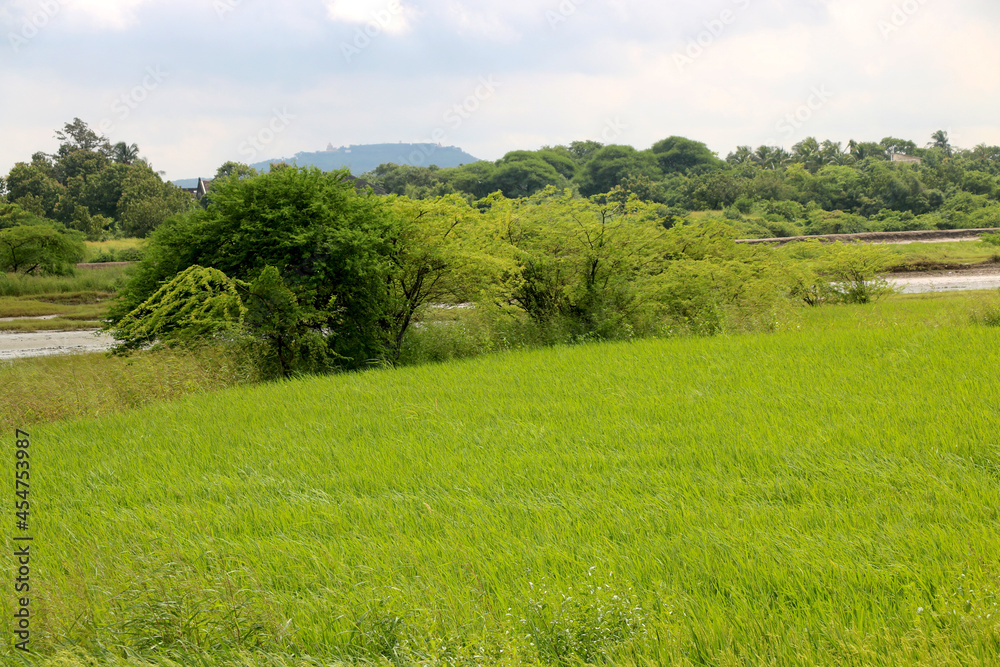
[0,118,192,240]
[107,166,898,379]
[362,132,1000,238]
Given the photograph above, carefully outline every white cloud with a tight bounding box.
[324,0,413,34]
[66,0,152,29]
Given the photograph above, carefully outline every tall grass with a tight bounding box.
[0,266,130,298]
[0,347,257,430]
[3,322,1000,665]
[83,238,145,262]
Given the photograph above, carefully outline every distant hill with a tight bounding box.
[172,143,481,188]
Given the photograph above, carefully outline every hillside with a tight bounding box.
[172,143,481,188]
[5,314,1000,665]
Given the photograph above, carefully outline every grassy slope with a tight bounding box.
[4,305,1000,665]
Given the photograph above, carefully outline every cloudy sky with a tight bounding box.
[1,0,998,181]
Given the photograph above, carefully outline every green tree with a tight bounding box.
[488,187,666,338]
[111,167,402,370]
[213,161,258,182]
[822,242,896,303]
[575,145,661,197]
[0,224,84,274]
[384,194,504,357]
[117,163,193,237]
[111,265,247,352]
[929,130,953,157]
[6,158,64,218]
[54,117,111,157]
[111,142,140,165]
[650,136,724,174]
[489,152,565,197]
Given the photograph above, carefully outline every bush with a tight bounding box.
[110,265,246,352]
[0,223,85,275]
[110,167,401,371]
[822,242,897,304]
[980,231,1000,247]
[970,291,1000,327]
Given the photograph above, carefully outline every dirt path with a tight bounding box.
[0,330,115,360]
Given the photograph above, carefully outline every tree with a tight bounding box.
[489,152,565,197]
[384,194,503,357]
[54,118,110,157]
[929,130,953,157]
[792,137,823,172]
[726,146,755,165]
[110,265,247,352]
[752,146,791,170]
[442,161,497,200]
[821,242,896,303]
[650,136,723,174]
[117,163,193,237]
[111,142,140,165]
[0,202,44,230]
[0,224,84,275]
[111,167,402,370]
[566,140,604,165]
[575,145,661,197]
[487,187,666,338]
[880,136,918,156]
[213,161,258,182]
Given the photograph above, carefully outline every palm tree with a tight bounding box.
[112,142,140,165]
[726,145,754,165]
[792,137,824,171]
[820,140,855,166]
[753,146,790,170]
[929,130,952,157]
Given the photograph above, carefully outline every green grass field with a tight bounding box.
[3,294,1000,665]
[0,267,129,332]
[83,239,146,263]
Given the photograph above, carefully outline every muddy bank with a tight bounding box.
[738,228,996,246]
[889,264,1000,294]
[75,261,131,270]
[0,330,115,360]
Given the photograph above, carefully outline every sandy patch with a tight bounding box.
[0,329,116,360]
[889,265,1000,294]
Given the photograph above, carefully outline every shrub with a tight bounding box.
[980,231,1000,247]
[822,242,897,304]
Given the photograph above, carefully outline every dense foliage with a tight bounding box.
[110,166,904,377]
[0,201,85,274]
[110,167,404,373]
[1,118,193,239]
[362,132,1000,238]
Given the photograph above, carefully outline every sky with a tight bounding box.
[1,0,999,181]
